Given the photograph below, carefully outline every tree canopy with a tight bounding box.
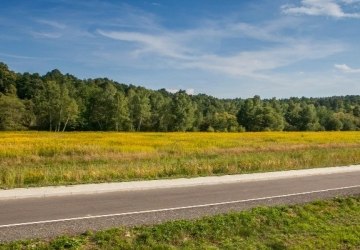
[1,62,360,132]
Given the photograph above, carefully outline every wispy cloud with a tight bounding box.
[342,0,360,4]
[98,16,344,79]
[334,63,360,73]
[0,52,38,60]
[2,0,356,98]
[31,31,63,39]
[0,52,58,61]
[97,16,304,62]
[185,42,343,78]
[282,0,360,18]
[37,20,66,29]
[29,19,67,39]
[97,30,192,59]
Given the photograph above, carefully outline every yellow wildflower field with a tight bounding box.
[0,131,359,188]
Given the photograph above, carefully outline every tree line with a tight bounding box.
[1,62,360,132]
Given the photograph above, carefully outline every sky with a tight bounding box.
[1,0,360,99]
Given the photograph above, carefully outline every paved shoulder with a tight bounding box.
[0,165,359,200]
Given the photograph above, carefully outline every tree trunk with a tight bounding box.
[62,116,69,132]
[57,105,63,132]
[137,117,142,131]
[49,113,52,132]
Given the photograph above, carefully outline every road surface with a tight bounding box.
[0,168,359,242]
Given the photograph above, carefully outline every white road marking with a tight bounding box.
[0,184,359,228]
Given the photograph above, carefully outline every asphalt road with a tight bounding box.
[0,170,359,242]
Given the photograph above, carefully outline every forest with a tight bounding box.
[1,62,360,132]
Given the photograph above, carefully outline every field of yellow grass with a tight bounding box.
[0,131,360,189]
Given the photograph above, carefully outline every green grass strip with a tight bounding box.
[2,195,359,249]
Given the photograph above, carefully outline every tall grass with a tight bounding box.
[0,131,360,188]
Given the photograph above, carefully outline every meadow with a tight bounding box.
[0,131,360,189]
[2,195,360,249]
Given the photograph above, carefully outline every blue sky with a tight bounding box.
[1,0,360,98]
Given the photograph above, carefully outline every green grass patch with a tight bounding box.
[1,195,359,249]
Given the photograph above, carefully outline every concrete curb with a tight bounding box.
[0,165,359,200]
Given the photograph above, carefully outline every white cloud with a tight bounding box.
[166,88,178,93]
[97,30,191,59]
[334,63,360,73]
[30,20,66,39]
[183,42,343,78]
[186,88,195,95]
[97,17,302,61]
[0,52,38,60]
[37,20,66,29]
[165,88,195,95]
[214,20,296,44]
[98,17,344,79]
[3,0,357,99]
[342,0,360,4]
[31,31,63,39]
[282,0,360,18]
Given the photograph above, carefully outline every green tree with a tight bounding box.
[0,62,17,95]
[33,81,78,131]
[284,102,302,131]
[212,112,238,132]
[128,89,151,131]
[55,84,79,131]
[237,98,257,131]
[257,106,285,131]
[113,92,131,131]
[325,115,343,131]
[33,81,61,131]
[353,105,360,117]
[88,83,117,130]
[299,104,321,131]
[237,96,284,131]
[333,112,358,131]
[0,94,28,130]
[149,91,171,131]
[16,72,43,99]
[169,91,196,131]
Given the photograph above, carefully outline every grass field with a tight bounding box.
[0,131,360,189]
[2,195,359,249]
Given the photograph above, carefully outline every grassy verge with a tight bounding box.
[1,131,360,188]
[1,195,359,249]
